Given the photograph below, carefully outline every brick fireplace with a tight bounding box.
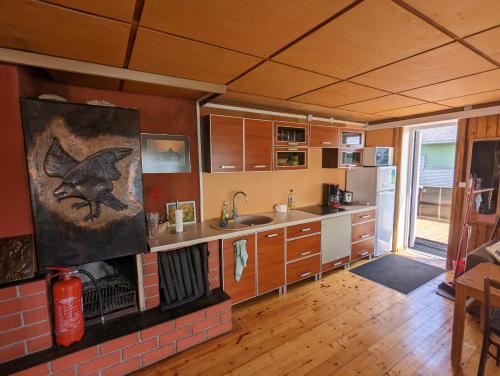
[0,241,231,376]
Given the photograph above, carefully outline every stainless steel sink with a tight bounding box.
[210,215,274,231]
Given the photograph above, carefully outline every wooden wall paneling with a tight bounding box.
[486,115,498,138]
[447,119,467,267]
[392,127,403,251]
[467,117,478,140]
[476,116,488,139]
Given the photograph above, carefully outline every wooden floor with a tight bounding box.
[134,255,498,376]
[415,218,450,244]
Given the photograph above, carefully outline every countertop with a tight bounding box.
[148,205,376,253]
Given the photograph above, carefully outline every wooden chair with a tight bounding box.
[478,278,500,376]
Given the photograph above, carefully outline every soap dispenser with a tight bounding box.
[219,201,229,227]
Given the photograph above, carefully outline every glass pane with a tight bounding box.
[342,132,362,145]
[276,151,306,167]
[277,126,306,143]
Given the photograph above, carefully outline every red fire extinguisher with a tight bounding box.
[47,267,85,347]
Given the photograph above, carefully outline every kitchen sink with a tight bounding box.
[210,215,274,231]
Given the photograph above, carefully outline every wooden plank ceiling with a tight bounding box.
[1,0,500,123]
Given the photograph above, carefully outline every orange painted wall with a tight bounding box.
[203,148,346,220]
[365,128,395,147]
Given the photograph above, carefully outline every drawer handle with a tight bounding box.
[321,141,332,145]
[360,234,370,239]
[334,261,342,267]
[301,227,311,232]
[301,251,312,256]
[359,251,369,256]
[220,165,236,169]
[360,215,371,219]
[288,142,298,146]
[300,272,312,278]
[253,164,267,168]
[267,233,278,238]
[287,148,299,151]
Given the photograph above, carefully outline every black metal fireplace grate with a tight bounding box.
[82,274,137,320]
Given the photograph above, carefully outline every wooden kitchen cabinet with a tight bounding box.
[321,215,351,271]
[222,234,256,304]
[310,125,339,148]
[351,209,376,262]
[203,114,243,172]
[274,121,308,146]
[257,228,285,294]
[245,118,273,171]
[286,254,321,284]
[340,128,365,147]
[287,234,320,261]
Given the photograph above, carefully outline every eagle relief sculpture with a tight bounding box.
[43,137,132,221]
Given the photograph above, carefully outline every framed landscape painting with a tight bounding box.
[141,133,191,173]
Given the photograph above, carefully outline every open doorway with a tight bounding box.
[407,123,457,259]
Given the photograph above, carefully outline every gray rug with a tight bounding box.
[349,254,444,294]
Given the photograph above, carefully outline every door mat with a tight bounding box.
[349,254,444,294]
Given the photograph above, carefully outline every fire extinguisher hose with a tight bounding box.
[76,269,105,324]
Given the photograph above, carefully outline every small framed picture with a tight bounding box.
[166,201,197,226]
[140,133,191,173]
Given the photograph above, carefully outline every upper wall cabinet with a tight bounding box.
[274,121,309,147]
[310,125,339,148]
[340,128,365,148]
[203,114,244,172]
[245,119,273,172]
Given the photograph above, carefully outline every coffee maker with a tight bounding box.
[323,184,341,208]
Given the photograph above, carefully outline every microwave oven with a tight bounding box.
[362,147,393,166]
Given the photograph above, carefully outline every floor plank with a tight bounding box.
[133,255,497,376]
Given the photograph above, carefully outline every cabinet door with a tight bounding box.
[257,228,285,294]
[209,115,244,172]
[245,119,272,171]
[222,235,256,303]
[321,215,351,264]
[274,121,309,146]
[340,129,365,147]
[310,125,339,148]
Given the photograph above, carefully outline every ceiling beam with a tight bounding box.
[365,103,500,130]
[0,47,226,94]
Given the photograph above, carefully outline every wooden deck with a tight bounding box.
[134,255,496,376]
[416,217,450,244]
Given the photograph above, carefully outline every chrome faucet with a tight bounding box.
[231,191,248,222]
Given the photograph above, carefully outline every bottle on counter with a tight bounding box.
[287,189,296,210]
[219,201,230,227]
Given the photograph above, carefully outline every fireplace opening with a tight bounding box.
[76,255,138,325]
[158,243,210,311]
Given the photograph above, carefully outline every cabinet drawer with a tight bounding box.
[351,220,375,243]
[287,221,321,239]
[351,238,374,260]
[352,210,376,224]
[287,255,320,284]
[287,234,320,261]
[322,256,350,272]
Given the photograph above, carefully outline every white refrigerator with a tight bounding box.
[346,166,397,256]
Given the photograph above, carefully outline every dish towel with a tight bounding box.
[234,239,248,282]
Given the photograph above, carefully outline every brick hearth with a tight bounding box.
[0,241,231,375]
